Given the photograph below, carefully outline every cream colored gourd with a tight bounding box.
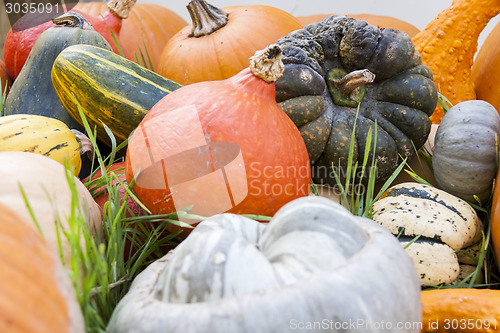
[0,151,102,266]
[372,182,483,286]
[0,203,84,333]
[108,196,421,332]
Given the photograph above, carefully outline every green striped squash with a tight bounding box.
[51,44,182,146]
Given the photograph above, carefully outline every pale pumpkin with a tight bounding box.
[0,151,102,266]
[107,196,421,332]
[432,100,500,203]
[157,0,302,85]
[0,203,84,333]
[412,0,500,124]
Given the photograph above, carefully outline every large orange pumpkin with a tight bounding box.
[157,0,302,85]
[472,20,500,114]
[297,13,420,37]
[75,2,187,71]
[0,203,84,333]
[126,45,310,226]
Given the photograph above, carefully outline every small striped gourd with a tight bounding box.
[0,114,90,176]
[51,44,182,147]
[372,182,483,286]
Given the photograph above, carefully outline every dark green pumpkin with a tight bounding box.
[51,44,182,147]
[275,16,438,185]
[3,12,112,132]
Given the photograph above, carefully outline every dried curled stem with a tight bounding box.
[52,12,93,30]
[249,44,285,83]
[331,69,375,96]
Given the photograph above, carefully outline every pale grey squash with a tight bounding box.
[107,196,421,333]
[432,100,500,203]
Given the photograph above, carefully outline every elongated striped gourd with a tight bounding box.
[0,114,88,176]
[372,182,483,286]
[51,44,182,146]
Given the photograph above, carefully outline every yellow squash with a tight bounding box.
[0,114,90,175]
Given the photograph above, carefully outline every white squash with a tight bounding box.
[0,151,102,266]
[372,182,483,286]
[108,196,421,333]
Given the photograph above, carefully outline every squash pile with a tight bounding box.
[2,0,500,332]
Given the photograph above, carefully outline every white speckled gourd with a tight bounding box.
[107,196,421,333]
[432,100,500,203]
[372,182,483,286]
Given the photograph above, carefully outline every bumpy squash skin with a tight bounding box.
[421,288,500,333]
[3,16,112,132]
[51,44,182,146]
[275,16,437,185]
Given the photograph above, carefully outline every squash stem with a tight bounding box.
[249,44,284,83]
[106,0,137,19]
[332,69,375,96]
[52,12,93,30]
[187,0,228,38]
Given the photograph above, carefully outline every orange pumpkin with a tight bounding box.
[491,167,500,270]
[0,59,12,96]
[157,0,302,85]
[297,13,420,37]
[75,2,187,71]
[126,45,310,226]
[421,288,500,332]
[0,203,84,332]
[472,20,500,114]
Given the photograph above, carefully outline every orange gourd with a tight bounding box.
[412,0,500,124]
[472,20,500,114]
[297,13,420,37]
[157,0,302,85]
[0,203,84,333]
[126,45,310,224]
[75,2,187,71]
[421,288,500,332]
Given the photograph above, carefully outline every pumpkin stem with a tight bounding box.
[187,0,228,38]
[52,12,93,30]
[71,129,94,160]
[106,0,137,19]
[331,69,375,96]
[249,44,285,83]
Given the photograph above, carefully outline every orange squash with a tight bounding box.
[157,0,302,85]
[421,288,500,332]
[0,203,84,332]
[75,2,187,71]
[472,20,500,114]
[297,13,420,37]
[491,167,500,270]
[412,0,500,124]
